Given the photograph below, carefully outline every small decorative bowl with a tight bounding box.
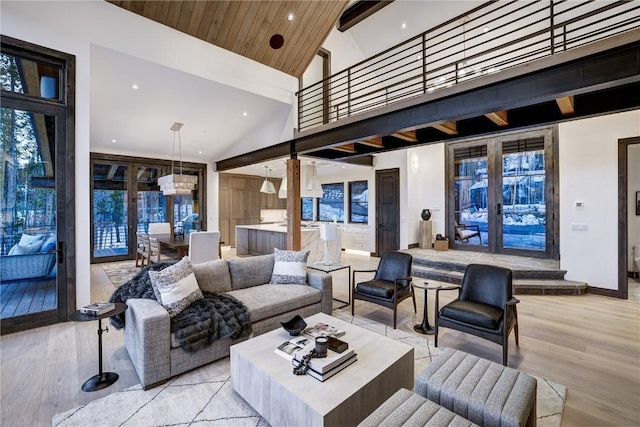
[280,315,307,336]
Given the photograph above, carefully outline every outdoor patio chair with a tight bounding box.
[455,221,482,244]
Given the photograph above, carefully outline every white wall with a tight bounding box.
[374,150,409,249]
[406,144,446,245]
[628,144,640,271]
[0,0,297,307]
[558,110,640,289]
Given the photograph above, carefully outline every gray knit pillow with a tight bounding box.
[148,256,203,317]
[270,248,310,285]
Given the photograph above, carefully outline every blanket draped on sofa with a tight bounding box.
[108,261,252,352]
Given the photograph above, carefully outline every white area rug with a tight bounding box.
[53,310,566,427]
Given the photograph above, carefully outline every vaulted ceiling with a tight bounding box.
[108,0,349,77]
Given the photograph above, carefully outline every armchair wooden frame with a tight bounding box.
[434,269,520,366]
[351,252,416,329]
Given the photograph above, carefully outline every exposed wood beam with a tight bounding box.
[286,159,301,251]
[332,143,357,153]
[390,131,417,142]
[484,110,509,127]
[556,96,575,115]
[106,165,119,180]
[433,121,458,135]
[358,137,384,148]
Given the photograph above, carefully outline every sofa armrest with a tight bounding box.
[124,298,171,389]
[307,270,333,314]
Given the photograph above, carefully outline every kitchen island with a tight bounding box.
[235,223,340,263]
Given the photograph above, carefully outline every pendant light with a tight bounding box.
[158,122,198,195]
[278,165,288,199]
[260,166,276,194]
[306,161,323,198]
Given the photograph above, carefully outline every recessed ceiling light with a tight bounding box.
[401,22,407,29]
[132,84,138,90]
[198,150,203,154]
[483,26,490,33]
[287,13,294,21]
[243,112,248,116]
[111,139,117,143]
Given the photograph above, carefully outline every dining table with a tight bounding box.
[153,234,190,259]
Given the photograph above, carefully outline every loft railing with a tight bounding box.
[296,0,640,132]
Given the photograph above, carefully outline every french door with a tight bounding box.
[447,128,557,258]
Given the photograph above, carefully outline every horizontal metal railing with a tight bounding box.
[296,0,640,132]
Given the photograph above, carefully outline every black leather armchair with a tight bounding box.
[352,252,416,329]
[434,263,519,366]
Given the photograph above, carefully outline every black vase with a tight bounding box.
[421,209,432,221]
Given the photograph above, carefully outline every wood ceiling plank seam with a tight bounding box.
[243,0,281,60]
[218,2,250,50]
[130,1,146,16]
[230,2,263,55]
[186,1,209,36]
[175,1,197,34]
[165,0,184,28]
[271,1,318,72]
[292,1,348,77]
[195,2,221,41]
[205,1,231,43]
[152,1,172,24]
[141,1,158,20]
[257,1,294,70]
[253,1,291,65]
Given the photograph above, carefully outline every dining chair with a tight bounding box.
[147,236,162,264]
[148,222,171,235]
[188,231,221,264]
[135,232,149,267]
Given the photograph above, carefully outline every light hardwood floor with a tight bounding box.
[1,252,639,427]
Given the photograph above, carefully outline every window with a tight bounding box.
[317,183,344,222]
[301,197,314,221]
[349,181,368,223]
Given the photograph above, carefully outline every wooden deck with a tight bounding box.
[0,278,57,319]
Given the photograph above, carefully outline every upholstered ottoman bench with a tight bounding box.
[358,388,478,426]
[415,348,537,427]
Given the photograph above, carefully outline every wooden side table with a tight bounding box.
[412,281,440,335]
[69,303,127,392]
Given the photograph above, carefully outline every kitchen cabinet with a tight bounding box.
[219,173,261,247]
[341,226,374,253]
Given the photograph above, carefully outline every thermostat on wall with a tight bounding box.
[575,201,584,209]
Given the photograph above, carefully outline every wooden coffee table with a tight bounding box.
[230,313,414,426]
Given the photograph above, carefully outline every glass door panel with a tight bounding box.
[0,107,58,318]
[136,165,166,234]
[92,162,128,259]
[453,146,488,247]
[501,150,546,251]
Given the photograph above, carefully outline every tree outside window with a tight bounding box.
[317,183,344,222]
[349,181,368,223]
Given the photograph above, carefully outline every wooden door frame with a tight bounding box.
[611,136,640,299]
[445,126,559,259]
[0,35,76,334]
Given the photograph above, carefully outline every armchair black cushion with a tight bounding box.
[435,263,519,366]
[351,252,416,329]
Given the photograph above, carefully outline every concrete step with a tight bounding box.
[410,264,587,295]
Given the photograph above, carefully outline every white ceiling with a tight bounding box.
[88,1,477,174]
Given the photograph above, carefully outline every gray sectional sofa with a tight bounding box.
[123,254,333,389]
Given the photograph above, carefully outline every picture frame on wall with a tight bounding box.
[636,191,640,216]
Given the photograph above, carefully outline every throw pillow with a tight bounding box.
[8,234,46,255]
[270,248,310,285]
[148,256,203,317]
[40,235,57,252]
[192,258,232,293]
[227,254,275,290]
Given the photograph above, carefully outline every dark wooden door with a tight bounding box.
[376,169,400,257]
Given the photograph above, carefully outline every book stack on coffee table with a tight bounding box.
[292,346,357,382]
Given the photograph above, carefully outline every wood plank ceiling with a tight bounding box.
[108,0,349,77]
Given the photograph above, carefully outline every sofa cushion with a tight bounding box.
[228,254,274,290]
[227,284,321,323]
[8,234,46,255]
[40,235,57,252]
[148,257,203,318]
[270,248,310,285]
[192,259,232,293]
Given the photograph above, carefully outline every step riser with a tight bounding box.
[411,259,566,280]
